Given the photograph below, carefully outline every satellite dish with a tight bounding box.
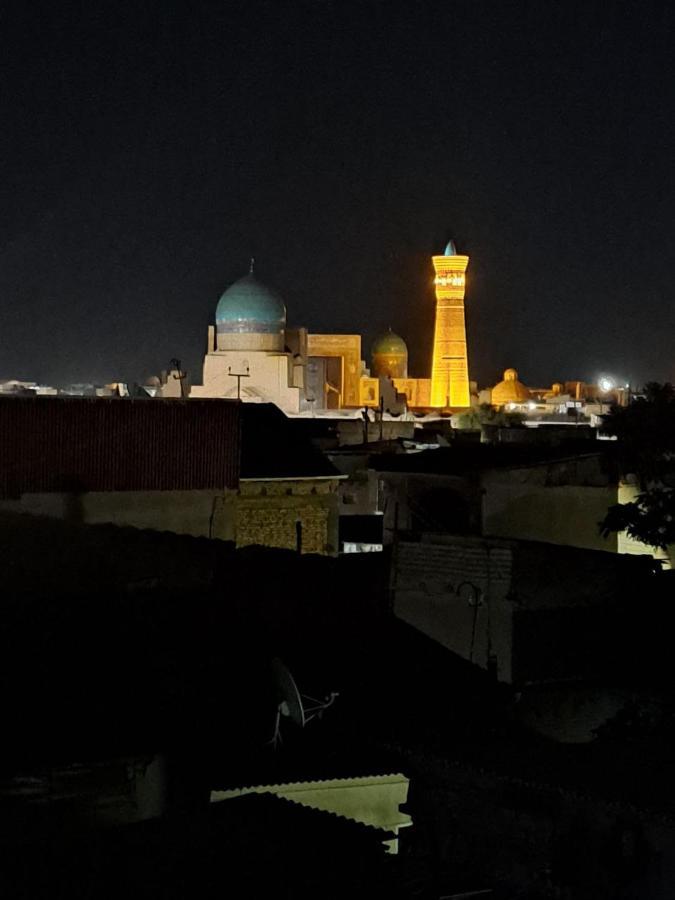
[269,657,338,748]
[271,657,305,728]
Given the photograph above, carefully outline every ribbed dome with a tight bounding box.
[215,274,286,335]
[372,330,408,356]
[371,329,408,379]
[492,368,531,406]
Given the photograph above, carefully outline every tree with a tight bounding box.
[454,403,524,431]
[600,383,675,550]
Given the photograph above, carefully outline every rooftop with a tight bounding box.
[241,404,342,480]
[0,396,341,496]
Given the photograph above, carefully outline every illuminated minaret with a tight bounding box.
[430,240,470,408]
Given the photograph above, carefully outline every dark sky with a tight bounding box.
[2,0,674,389]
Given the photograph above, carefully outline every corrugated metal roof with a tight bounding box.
[0,396,241,495]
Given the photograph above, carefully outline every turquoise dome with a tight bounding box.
[444,239,458,256]
[215,274,286,335]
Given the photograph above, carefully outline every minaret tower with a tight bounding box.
[430,239,470,408]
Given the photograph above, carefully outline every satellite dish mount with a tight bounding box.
[269,657,338,749]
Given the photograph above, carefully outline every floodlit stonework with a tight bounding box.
[430,240,471,409]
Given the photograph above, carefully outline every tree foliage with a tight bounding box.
[600,383,675,550]
[454,403,524,431]
[600,485,675,550]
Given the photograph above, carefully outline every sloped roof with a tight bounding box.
[0,396,241,496]
[240,403,343,480]
[0,397,343,495]
[211,773,411,839]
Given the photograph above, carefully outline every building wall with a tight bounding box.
[483,465,674,564]
[393,377,431,409]
[392,532,653,686]
[328,456,381,517]
[392,536,514,682]
[0,489,235,539]
[0,510,228,597]
[379,471,480,540]
[0,481,340,555]
[359,376,379,407]
[333,419,416,447]
[235,479,340,555]
[306,334,362,407]
[482,478,619,553]
[192,347,302,413]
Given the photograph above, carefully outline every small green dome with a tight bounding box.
[372,330,408,357]
[215,273,286,335]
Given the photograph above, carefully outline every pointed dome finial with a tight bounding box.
[444,239,457,256]
[249,256,255,274]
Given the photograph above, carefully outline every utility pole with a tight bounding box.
[228,364,250,399]
[170,358,188,399]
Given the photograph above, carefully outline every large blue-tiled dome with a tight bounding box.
[215,273,286,336]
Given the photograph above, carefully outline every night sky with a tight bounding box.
[2,1,674,389]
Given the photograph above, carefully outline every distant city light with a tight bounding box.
[599,377,615,393]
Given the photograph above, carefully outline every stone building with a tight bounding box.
[165,243,474,414]
[392,532,657,687]
[0,396,343,555]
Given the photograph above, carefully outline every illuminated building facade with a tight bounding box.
[190,264,304,412]
[171,241,474,416]
[305,333,363,409]
[371,330,408,379]
[429,240,471,409]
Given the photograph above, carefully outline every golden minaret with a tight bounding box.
[430,240,470,408]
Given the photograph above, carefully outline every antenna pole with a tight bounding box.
[170,358,188,399]
[228,365,251,400]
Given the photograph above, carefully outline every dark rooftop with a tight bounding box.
[371,441,619,479]
[240,404,342,480]
[3,792,391,898]
[0,396,341,496]
[0,395,241,495]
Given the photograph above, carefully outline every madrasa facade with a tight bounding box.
[156,242,472,415]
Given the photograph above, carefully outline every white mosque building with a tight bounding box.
[189,262,305,413]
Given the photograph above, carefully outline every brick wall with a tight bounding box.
[392,536,514,682]
[235,478,340,555]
